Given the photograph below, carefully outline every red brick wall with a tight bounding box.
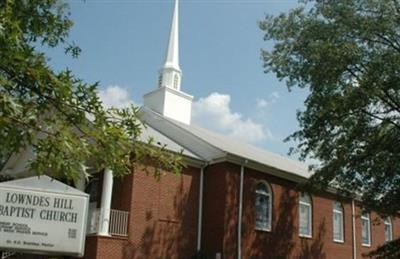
[222,163,240,259]
[87,161,400,259]
[84,236,129,259]
[84,236,98,258]
[127,165,200,259]
[112,173,134,212]
[202,163,400,259]
[355,205,400,257]
[201,162,240,259]
[85,165,200,259]
[242,167,300,258]
[201,163,226,255]
[395,217,400,242]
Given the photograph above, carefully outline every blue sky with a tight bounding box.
[46,0,309,159]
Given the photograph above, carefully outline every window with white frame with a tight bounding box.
[333,202,344,242]
[255,182,272,231]
[361,212,371,246]
[384,217,393,242]
[299,192,312,237]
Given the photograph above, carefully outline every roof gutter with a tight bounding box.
[223,154,309,184]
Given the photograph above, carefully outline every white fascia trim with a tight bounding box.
[141,108,314,183]
[143,86,193,101]
[164,86,193,100]
[182,155,207,168]
[225,154,308,183]
[225,154,362,200]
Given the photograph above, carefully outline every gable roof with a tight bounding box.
[1,107,311,181]
[1,121,201,176]
[139,123,201,160]
[140,106,312,180]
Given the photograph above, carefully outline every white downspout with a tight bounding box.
[197,165,205,251]
[98,168,113,236]
[238,164,245,259]
[352,199,357,259]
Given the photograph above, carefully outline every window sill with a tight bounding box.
[333,239,344,244]
[299,234,312,239]
[255,227,271,232]
[362,243,371,247]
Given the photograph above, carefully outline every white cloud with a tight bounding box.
[98,85,134,108]
[192,92,273,143]
[270,91,280,100]
[256,91,280,109]
[256,98,268,108]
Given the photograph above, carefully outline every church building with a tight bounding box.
[1,0,399,258]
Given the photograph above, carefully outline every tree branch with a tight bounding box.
[360,109,400,131]
[375,33,400,53]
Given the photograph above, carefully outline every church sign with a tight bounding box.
[0,176,89,257]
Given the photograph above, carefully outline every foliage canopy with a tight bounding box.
[0,0,184,184]
[260,0,400,216]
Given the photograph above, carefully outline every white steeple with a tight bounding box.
[159,0,182,90]
[143,0,193,125]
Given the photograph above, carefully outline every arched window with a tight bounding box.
[255,182,272,231]
[361,212,371,246]
[333,202,344,242]
[299,192,312,237]
[158,74,163,88]
[173,74,179,89]
[384,217,393,242]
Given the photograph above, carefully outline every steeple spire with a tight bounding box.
[159,0,182,91]
[143,0,193,125]
[164,0,180,71]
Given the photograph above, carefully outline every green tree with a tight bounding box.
[0,0,183,184]
[260,0,400,255]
